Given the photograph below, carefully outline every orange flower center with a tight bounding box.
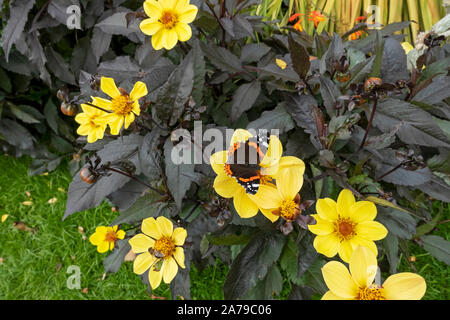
[104,230,118,243]
[280,199,297,221]
[160,11,178,29]
[111,94,133,116]
[357,286,385,300]
[153,236,176,258]
[335,217,357,240]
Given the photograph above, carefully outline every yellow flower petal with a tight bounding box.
[349,201,377,222]
[163,28,178,50]
[149,267,163,289]
[308,214,334,236]
[337,239,354,263]
[260,208,280,223]
[172,227,187,246]
[351,235,378,256]
[162,256,178,284]
[355,221,388,241]
[129,81,148,102]
[97,241,110,253]
[349,246,378,288]
[336,189,356,218]
[100,77,120,99]
[91,97,113,111]
[173,247,186,268]
[143,0,162,19]
[129,233,155,253]
[248,184,283,210]
[116,229,126,240]
[156,216,174,237]
[321,290,353,300]
[89,228,106,245]
[230,129,253,145]
[382,273,426,300]
[313,233,340,258]
[276,161,304,201]
[213,174,240,198]
[160,0,176,10]
[151,29,165,50]
[140,19,163,36]
[133,252,156,275]
[107,114,125,135]
[316,198,339,221]
[178,4,198,23]
[233,188,259,218]
[174,22,192,42]
[74,112,88,124]
[259,135,283,168]
[124,112,135,129]
[210,151,227,175]
[321,261,358,299]
[141,217,162,240]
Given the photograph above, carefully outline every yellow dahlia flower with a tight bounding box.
[129,216,186,290]
[93,77,147,135]
[308,189,387,263]
[249,156,305,222]
[89,225,125,253]
[140,0,198,50]
[210,129,284,219]
[74,103,108,143]
[322,246,426,300]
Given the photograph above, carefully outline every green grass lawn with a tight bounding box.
[0,155,448,299]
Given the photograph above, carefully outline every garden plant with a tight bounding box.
[0,0,449,301]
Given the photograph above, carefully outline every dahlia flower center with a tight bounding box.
[357,286,385,300]
[111,94,133,115]
[280,199,298,221]
[153,236,176,258]
[104,230,118,243]
[335,217,356,240]
[160,11,178,29]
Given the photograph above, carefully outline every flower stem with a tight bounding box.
[105,167,166,196]
[358,97,378,151]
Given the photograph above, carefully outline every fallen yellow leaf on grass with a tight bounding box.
[25,191,32,198]
[0,257,3,264]
[1,214,8,223]
[22,201,33,206]
[47,197,58,204]
[82,288,88,294]
[124,249,136,262]
[57,187,66,193]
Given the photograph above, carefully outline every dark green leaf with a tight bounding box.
[64,134,143,219]
[412,76,450,105]
[240,43,271,64]
[372,98,450,148]
[0,118,34,150]
[415,174,450,202]
[380,37,409,83]
[288,34,310,78]
[1,0,35,61]
[382,232,399,273]
[45,47,77,85]
[163,137,195,210]
[421,235,450,265]
[376,207,416,240]
[200,41,242,73]
[231,81,261,122]
[370,31,385,78]
[246,102,294,134]
[319,75,340,117]
[223,232,286,299]
[8,103,41,124]
[150,52,194,126]
[103,239,131,274]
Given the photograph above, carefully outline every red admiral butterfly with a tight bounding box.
[223,133,271,195]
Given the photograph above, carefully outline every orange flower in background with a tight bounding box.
[349,16,368,40]
[289,13,304,32]
[308,11,326,28]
